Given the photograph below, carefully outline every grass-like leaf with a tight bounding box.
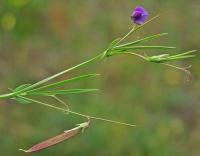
[168,50,197,59]
[13,84,32,92]
[146,50,196,63]
[102,38,121,58]
[12,96,31,104]
[116,33,168,48]
[108,38,121,49]
[113,45,176,52]
[26,74,99,94]
[167,55,195,60]
[27,89,99,96]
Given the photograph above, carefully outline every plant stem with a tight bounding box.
[21,96,136,127]
[134,15,160,32]
[0,93,14,99]
[0,53,105,98]
[121,52,148,60]
[115,15,160,46]
[116,25,136,45]
[17,53,104,94]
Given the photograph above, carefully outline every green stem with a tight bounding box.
[0,93,14,99]
[116,15,160,46]
[17,53,104,94]
[116,25,136,45]
[0,53,105,98]
[120,52,148,60]
[21,96,136,127]
[134,15,160,32]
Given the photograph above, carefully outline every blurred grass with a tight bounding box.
[0,0,200,155]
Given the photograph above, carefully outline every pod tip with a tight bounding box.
[19,149,28,153]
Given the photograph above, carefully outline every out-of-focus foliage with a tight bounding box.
[0,0,200,155]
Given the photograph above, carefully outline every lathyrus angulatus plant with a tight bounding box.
[0,6,197,153]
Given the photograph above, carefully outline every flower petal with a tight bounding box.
[131,6,149,25]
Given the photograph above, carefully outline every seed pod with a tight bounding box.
[19,121,90,153]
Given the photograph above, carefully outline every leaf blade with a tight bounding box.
[12,96,31,104]
[116,33,168,48]
[28,89,99,96]
[26,74,99,93]
[114,46,176,53]
[13,84,32,92]
[168,50,197,58]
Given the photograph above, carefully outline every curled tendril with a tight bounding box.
[117,52,193,81]
[162,63,192,81]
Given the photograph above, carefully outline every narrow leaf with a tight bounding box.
[13,84,32,92]
[116,33,168,48]
[168,55,195,60]
[147,52,196,63]
[12,96,31,104]
[102,38,121,58]
[108,38,121,49]
[168,50,197,58]
[114,46,176,52]
[26,74,99,93]
[28,89,99,96]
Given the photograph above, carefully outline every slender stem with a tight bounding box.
[122,51,192,80]
[120,52,192,80]
[50,96,135,126]
[116,25,136,45]
[21,96,136,127]
[51,95,69,111]
[0,93,14,99]
[87,114,136,127]
[161,63,191,80]
[1,53,104,98]
[122,52,148,60]
[134,15,160,32]
[115,15,160,47]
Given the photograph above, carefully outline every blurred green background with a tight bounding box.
[0,0,200,155]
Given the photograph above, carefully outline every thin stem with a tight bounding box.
[0,53,103,99]
[116,25,136,45]
[115,15,160,46]
[134,15,160,32]
[0,92,14,99]
[21,96,136,127]
[120,52,192,80]
[51,95,69,111]
[161,63,191,81]
[12,53,105,96]
[122,52,148,60]
[88,114,136,127]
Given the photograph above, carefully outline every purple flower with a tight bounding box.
[131,6,149,25]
